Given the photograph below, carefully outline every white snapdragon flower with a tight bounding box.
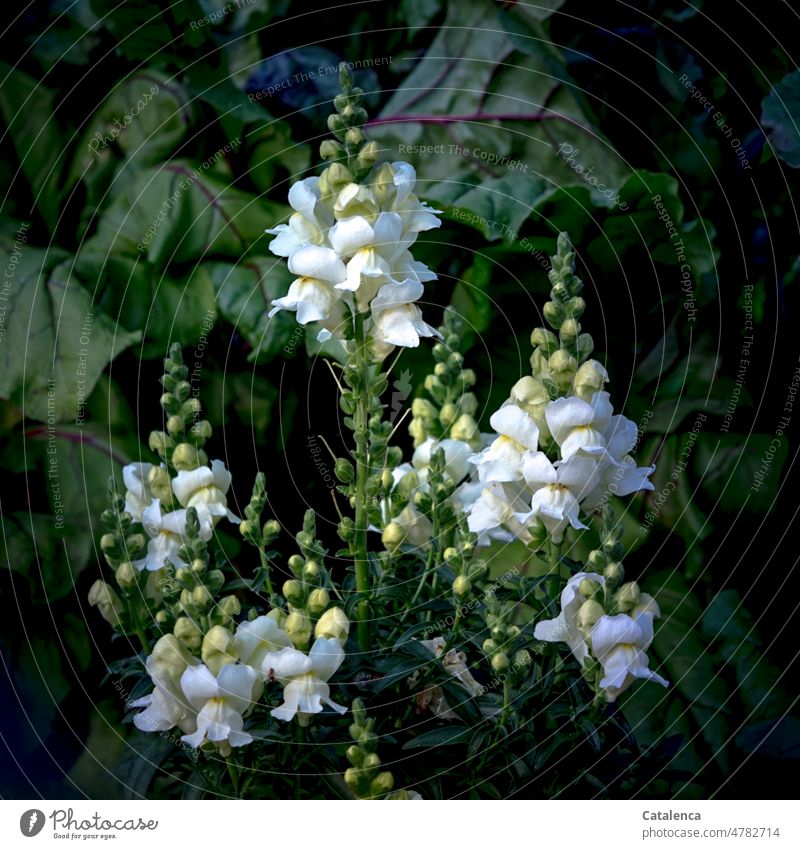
[123,462,155,521]
[517,452,600,543]
[266,176,333,256]
[233,615,293,670]
[268,244,347,325]
[171,459,240,526]
[590,612,668,702]
[180,663,262,751]
[263,636,347,725]
[545,391,614,461]
[466,481,532,543]
[136,499,212,572]
[370,279,439,358]
[381,162,442,234]
[470,405,540,483]
[130,635,199,735]
[405,437,474,488]
[533,572,606,667]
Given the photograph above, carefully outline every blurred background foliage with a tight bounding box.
[0,0,797,798]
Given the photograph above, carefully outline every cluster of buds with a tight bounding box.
[409,310,480,448]
[482,597,528,679]
[344,699,396,799]
[148,344,212,472]
[238,471,281,594]
[445,534,487,601]
[167,509,240,648]
[279,510,337,649]
[320,65,380,180]
[530,232,594,399]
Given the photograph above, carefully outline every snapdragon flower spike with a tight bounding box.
[266,153,441,354]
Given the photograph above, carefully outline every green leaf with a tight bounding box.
[761,70,800,168]
[693,433,788,513]
[205,258,296,362]
[623,570,732,780]
[368,0,629,239]
[0,65,66,232]
[402,724,470,750]
[69,69,193,182]
[80,163,286,267]
[0,250,140,421]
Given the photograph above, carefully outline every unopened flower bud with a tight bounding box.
[344,127,365,147]
[357,140,380,169]
[452,575,472,598]
[614,581,642,612]
[573,359,609,402]
[282,579,305,607]
[632,592,661,619]
[148,431,170,454]
[578,578,602,599]
[560,318,580,344]
[577,599,605,631]
[202,625,236,675]
[382,522,406,551]
[115,562,138,590]
[315,606,350,642]
[320,139,343,160]
[371,772,394,797]
[174,616,202,651]
[603,561,624,586]
[514,649,532,669]
[284,611,312,648]
[530,327,558,353]
[335,458,355,483]
[588,549,607,570]
[166,415,184,436]
[450,413,479,444]
[217,595,242,622]
[491,653,510,674]
[88,580,124,627]
[172,442,206,471]
[439,403,458,427]
[302,560,321,582]
[308,587,330,615]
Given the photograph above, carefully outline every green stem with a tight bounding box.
[547,539,562,612]
[258,546,274,595]
[226,758,239,797]
[353,311,371,653]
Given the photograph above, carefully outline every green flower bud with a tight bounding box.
[172,442,207,471]
[573,359,609,402]
[513,649,532,669]
[217,595,242,622]
[439,402,458,427]
[450,413,479,445]
[335,458,355,483]
[370,772,394,797]
[284,611,312,649]
[302,560,321,582]
[452,575,472,598]
[588,549,608,570]
[614,581,642,612]
[578,578,602,599]
[115,562,138,590]
[202,626,236,675]
[282,579,305,607]
[530,327,559,354]
[174,616,202,650]
[308,587,330,616]
[543,301,565,328]
[148,431,170,455]
[356,140,380,168]
[88,580,124,627]
[166,415,184,436]
[577,599,605,631]
[603,561,624,586]
[344,127,365,147]
[320,139,344,160]
[190,419,213,441]
[491,653,510,673]
[483,639,498,655]
[382,522,406,551]
[560,318,580,344]
[371,162,398,206]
